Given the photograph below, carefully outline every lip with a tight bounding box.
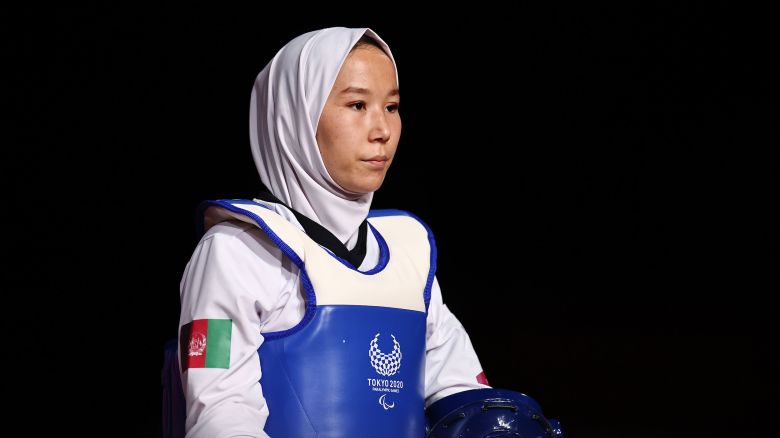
[362,156,388,168]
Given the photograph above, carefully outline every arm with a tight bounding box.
[178,221,299,438]
[424,276,491,407]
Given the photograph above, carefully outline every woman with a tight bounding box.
[173,27,558,438]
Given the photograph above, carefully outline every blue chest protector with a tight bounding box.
[205,199,436,438]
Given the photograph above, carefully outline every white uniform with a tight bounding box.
[179,200,489,438]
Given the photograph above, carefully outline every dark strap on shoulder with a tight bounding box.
[256,190,367,268]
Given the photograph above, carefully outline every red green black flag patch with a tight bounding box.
[180,319,232,370]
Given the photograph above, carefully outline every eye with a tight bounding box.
[349,102,365,110]
[386,104,399,113]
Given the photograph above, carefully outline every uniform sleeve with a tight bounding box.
[178,221,299,438]
[424,276,491,407]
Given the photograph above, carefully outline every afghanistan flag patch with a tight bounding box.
[180,319,232,370]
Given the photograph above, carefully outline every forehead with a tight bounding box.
[335,46,396,84]
[350,44,392,61]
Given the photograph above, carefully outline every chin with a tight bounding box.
[354,186,381,195]
[364,179,386,193]
[347,181,383,195]
[341,173,387,195]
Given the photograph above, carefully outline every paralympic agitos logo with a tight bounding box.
[368,333,402,376]
[367,333,405,410]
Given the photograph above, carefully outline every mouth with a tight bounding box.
[362,156,388,169]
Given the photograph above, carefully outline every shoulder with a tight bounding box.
[180,219,299,319]
[197,220,286,269]
[203,219,256,240]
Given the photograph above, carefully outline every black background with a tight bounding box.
[7,4,777,437]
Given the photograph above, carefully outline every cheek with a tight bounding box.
[321,114,353,145]
[319,127,357,173]
[317,118,343,163]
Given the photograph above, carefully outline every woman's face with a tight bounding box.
[316,45,401,195]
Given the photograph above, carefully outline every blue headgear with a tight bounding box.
[425,388,563,437]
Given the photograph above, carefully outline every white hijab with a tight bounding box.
[249,27,398,248]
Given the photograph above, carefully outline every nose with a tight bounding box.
[369,109,391,143]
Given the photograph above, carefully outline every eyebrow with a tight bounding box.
[339,86,400,97]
